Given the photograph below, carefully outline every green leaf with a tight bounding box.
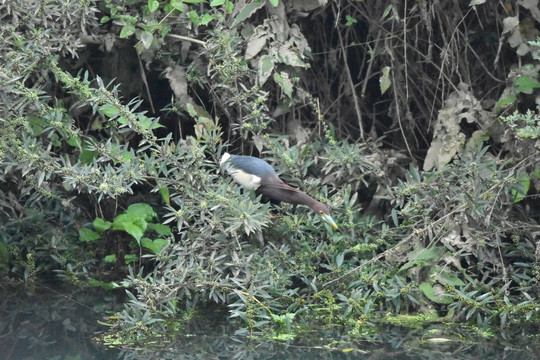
[141,237,169,254]
[379,66,391,95]
[79,147,98,164]
[170,0,185,10]
[225,0,233,13]
[514,75,540,94]
[124,254,138,264]
[391,208,399,226]
[183,0,207,2]
[201,13,214,25]
[113,214,148,241]
[0,240,8,276]
[67,136,82,148]
[100,104,120,118]
[400,246,442,271]
[419,282,453,304]
[120,23,136,38]
[381,4,393,20]
[258,55,275,85]
[435,270,465,287]
[126,203,157,221]
[148,223,172,236]
[100,16,110,24]
[269,0,278,7]
[345,15,357,26]
[88,279,120,290]
[210,0,225,5]
[103,254,117,264]
[188,10,200,27]
[273,72,293,99]
[141,31,154,48]
[494,94,516,113]
[28,114,46,136]
[231,1,265,27]
[79,228,101,242]
[148,0,159,12]
[511,173,530,203]
[160,186,170,205]
[336,251,345,268]
[93,218,113,233]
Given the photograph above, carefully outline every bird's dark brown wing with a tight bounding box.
[256,183,319,209]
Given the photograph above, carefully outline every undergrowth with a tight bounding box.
[0,0,539,347]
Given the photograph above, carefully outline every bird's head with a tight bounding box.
[312,202,339,231]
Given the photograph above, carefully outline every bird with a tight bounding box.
[220,152,339,231]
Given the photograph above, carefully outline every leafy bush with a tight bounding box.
[1,0,539,347]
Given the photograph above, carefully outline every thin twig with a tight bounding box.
[137,53,155,114]
[167,33,208,47]
[334,4,364,140]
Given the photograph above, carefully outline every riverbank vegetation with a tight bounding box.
[1,0,539,345]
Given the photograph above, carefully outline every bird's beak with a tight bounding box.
[320,213,339,231]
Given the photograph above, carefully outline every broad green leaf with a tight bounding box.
[273,72,293,99]
[148,223,172,236]
[514,75,540,94]
[124,254,138,264]
[141,31,153,48]
[232,1,265,27]
[379,66,391,95]
[120,23,136,38]
[67,136,82,148]
[100,104,120,118]
[103,254,117,264]
[79,228,101,242]
[183,0,207,2]
[210,0,225,5]
[113,213,148,241]
[79,147,98,164]
[188,10,200,27]
[258,55,275,85]
[116,219,146,241]
[494,94,516,113]
[391,208,399,227]
[435,270,465,287]
[511,173,530,203]
[93,218,113,233]
[141,238,169,254]
[336,251,345,268]
[419,282,453,304]
[225,0,233,13]
[269,0,278,7]
[126,203,157,221]
[148,0,159,12]
[201,13,214,25]
[401,246,442,271]
[28,114,46,136]
[170,0,185,11]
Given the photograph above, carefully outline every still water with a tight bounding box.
[0,284,537,359]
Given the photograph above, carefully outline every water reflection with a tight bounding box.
[0,283,538,359]
[0,283,119,359]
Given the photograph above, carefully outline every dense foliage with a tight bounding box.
[1,0,539,345]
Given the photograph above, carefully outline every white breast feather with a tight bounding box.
[220,153,261,190]
[230,168,261,190]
